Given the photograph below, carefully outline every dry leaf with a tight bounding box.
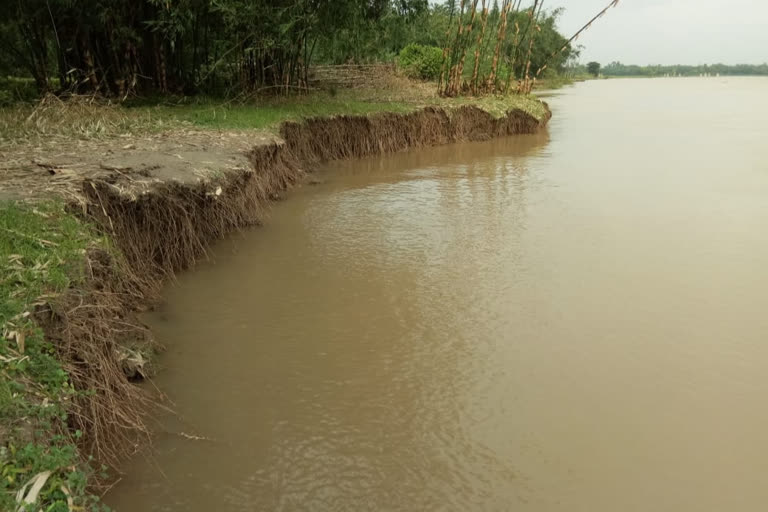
[16,331,24,354]
[15,470,52,510]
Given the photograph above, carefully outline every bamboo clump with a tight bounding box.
[469,1,489,95]
[487,0,513,93]
[440,0,534,96]
[439,0,622,98]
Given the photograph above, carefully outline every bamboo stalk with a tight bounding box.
[487,0,511,92]
[510,0,536,85]
[475,0,504,93]
[470,1,489,94]
[502,0,523,93]
[444,0,468,96]
[534,0,620,79]
[438,0,460,94]
[452,0,480,95]
[521,0,544,93]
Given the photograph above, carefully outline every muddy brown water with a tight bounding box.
[107,77,768,511]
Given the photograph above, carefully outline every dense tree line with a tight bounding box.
[0,0,427,95]
[0,0,574,97]
[602,61,768,77]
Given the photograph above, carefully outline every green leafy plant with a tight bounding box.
[0,202,107,511]
[398,43,444,79]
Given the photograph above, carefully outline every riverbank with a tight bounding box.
[0,89,550,510]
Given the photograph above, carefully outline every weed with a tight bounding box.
[0,201,106,510]
[0,85,548,147]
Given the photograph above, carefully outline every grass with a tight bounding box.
[0,83,550,146]
[0,201,108,511]
[134,95,415,131]
[0,93,416,144]
[534,74,590,90]
[145,92,548,130]
[0,94,185,145]
[441,93,550,120]
[0,77,41,107]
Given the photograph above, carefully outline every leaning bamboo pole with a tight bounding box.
[534,0,620,79]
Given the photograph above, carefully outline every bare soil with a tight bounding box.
[0,128,278,203]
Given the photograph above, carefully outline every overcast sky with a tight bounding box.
[548,0,768,65]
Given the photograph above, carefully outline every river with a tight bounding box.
[107,77,768,511]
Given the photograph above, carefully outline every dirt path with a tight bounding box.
[0,128,279,202]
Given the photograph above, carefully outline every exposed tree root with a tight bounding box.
[35,249,154,469]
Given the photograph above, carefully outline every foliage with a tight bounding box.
[439,1,574,96]
[0,94,184,145]
[0,0,575,99]
[313,0,432,64]
[398,44,444,79]
[0,91,420,144]
[509,8,573,78]
[0,78,40,107]
[0,202,107,511]
[602,61,768,77]
[0,85,552,145]
[0,0,359,95]
[444,92,549,119]
[587,61,601,77]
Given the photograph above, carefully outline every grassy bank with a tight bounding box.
[0,202,107,511]
[0,85,549,146]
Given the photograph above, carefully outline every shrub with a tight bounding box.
[0,89,12,107]
[0,77,40,105]
[398,44,443,80]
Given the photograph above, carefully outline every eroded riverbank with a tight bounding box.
[0,100,550,509]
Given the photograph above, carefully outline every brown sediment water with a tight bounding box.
[107,77,768,511]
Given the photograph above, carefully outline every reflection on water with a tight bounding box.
[108,77,768,511]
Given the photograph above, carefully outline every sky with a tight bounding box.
[547,0,768,65]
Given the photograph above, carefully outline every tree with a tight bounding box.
[0,0,577,98]
[587,61,601,77]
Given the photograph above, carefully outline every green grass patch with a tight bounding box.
[441,93,550,121]
[139,96,415,131]
[0,95,184,144]
[1,88,549,145]
[0,77,40,107]
[132,91,549,131]
[0,201,108,511]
